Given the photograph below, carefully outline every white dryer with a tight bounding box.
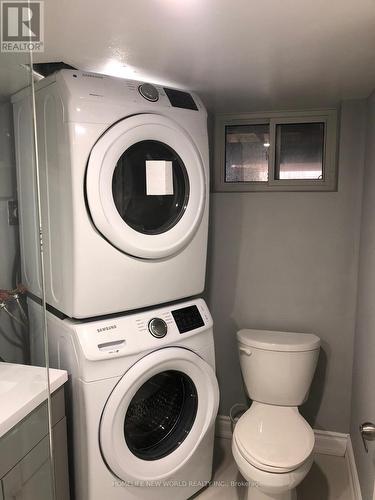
[12,70,209,318]
[28,298,219,500]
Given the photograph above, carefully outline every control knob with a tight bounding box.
[148,317,168,338]
[138,83,159,102]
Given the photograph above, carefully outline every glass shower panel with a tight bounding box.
[0,64,29,365]
[0,52,55,499]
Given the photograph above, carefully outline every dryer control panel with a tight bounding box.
[138,83,159,102]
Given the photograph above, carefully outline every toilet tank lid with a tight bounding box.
[237,329,320,352]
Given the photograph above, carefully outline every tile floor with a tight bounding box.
[197,438,353,500]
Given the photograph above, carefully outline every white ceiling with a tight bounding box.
[1,0,375,111]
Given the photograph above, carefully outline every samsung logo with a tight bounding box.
[97,325,117,333]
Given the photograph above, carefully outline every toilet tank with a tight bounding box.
[237,329,320,406]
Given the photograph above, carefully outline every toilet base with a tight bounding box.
[247,486,297,500]
[232,438,313,500]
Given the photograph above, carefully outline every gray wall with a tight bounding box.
[0,101,17,288]
[206,100,366,433]
[350,91,375,500]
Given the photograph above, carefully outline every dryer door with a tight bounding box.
[99,347,219,482]
[86,114,206,259]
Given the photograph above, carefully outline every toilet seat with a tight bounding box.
[233,436,296,473]
[233,402,314,473]
[232,438,314,496]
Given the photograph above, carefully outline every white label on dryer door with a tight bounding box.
[146,160,174,195]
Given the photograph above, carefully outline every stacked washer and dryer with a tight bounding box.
[12,70,219,500]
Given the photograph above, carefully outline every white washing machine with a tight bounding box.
[12,70,209,318]
[28,298,219,500]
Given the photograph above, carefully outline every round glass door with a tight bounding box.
[124,370,197,460]
[112,140,189,235]
[86,114,206,259]
[99,347,219,482]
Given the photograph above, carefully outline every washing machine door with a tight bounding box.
[86,114,206,259]
[99,347,219,482]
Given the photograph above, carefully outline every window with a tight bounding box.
[214,109,338,192]
[274,122,324,180]
[225,124,270,182]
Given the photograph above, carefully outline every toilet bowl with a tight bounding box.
[232,438,313,500]
[233,329,320,500]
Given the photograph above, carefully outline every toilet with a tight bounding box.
[232,329,320,500]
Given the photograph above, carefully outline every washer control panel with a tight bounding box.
[138,83,159,102]
[72,298,212,360]
[148,317,168,338]
[171,305,204,334]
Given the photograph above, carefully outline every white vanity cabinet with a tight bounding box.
[0,387,69,500]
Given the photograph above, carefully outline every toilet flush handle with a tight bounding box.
[360,422,375,453]
[239,346,252,356]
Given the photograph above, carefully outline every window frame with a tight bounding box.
[213,109,338,192]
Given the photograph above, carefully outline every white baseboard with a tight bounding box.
[346,436,363,500]
[215,414,233,440]
[215,414,362,499]
[216,414,347,455]
[313,429,348,456]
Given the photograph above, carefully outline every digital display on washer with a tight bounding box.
[164,88,198,111]
[172,305,204,334]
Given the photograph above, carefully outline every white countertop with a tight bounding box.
[0,362,68,438]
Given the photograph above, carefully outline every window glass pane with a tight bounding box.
[275,122,324,180]
[225,124,269,182]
